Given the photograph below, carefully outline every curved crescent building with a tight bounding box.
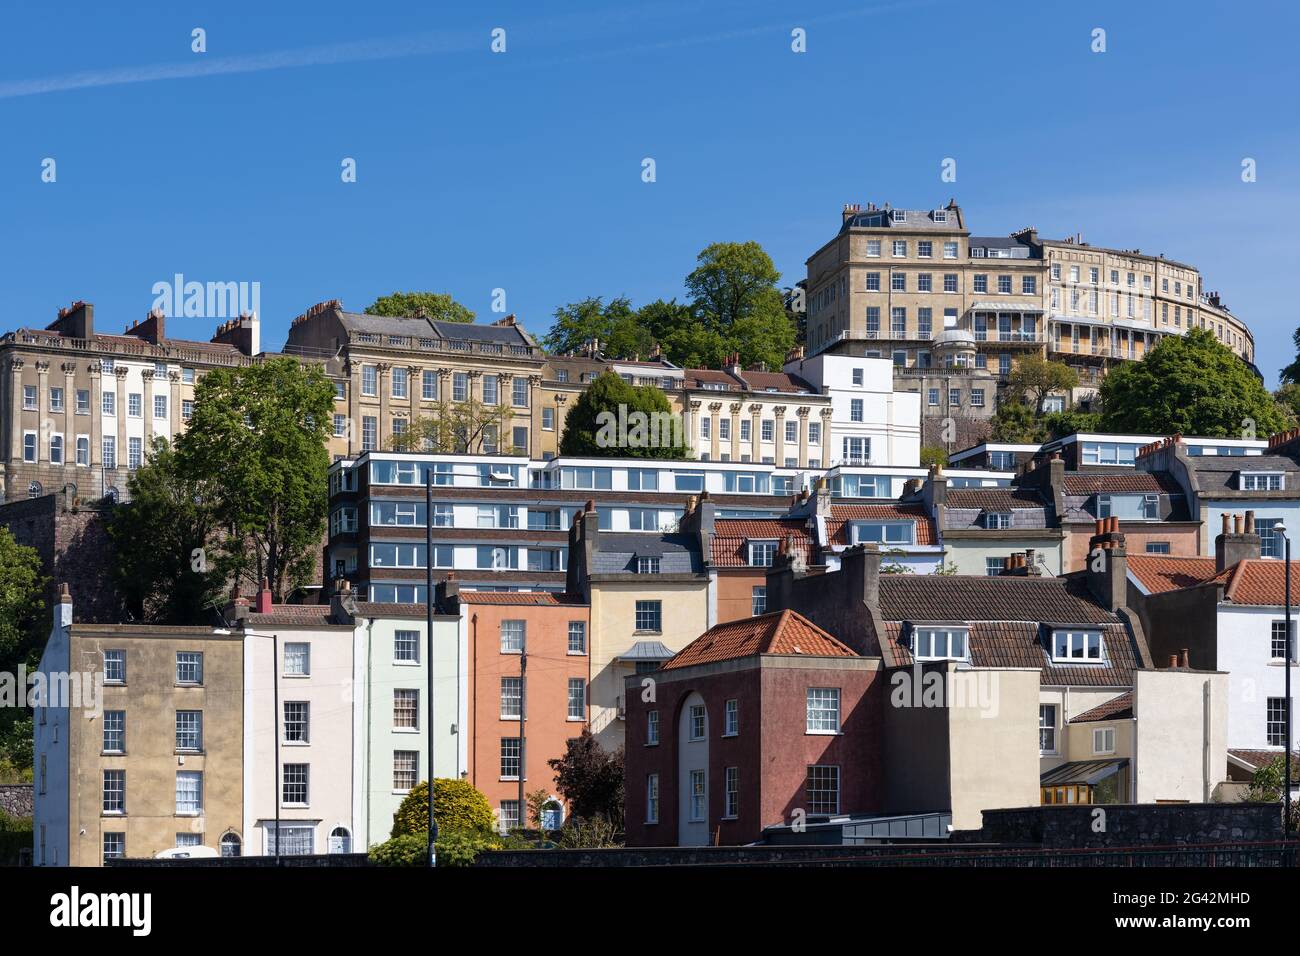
[804,200,1255,447]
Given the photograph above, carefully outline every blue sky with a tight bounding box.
[2,1,1297,382]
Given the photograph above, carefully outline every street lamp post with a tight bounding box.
[425,466,439,866]
[1283,528,1294,836]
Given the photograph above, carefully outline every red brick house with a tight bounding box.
[623,609,884,847]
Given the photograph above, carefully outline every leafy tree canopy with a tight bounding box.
[548,729,625,825]
[366,291,475,324]
[1100,327,1290,438]
[108,438,223,624]
[542,242,796,372]
[559,372,690,459]
[175,358,335,602]
[0,527,46,670]
[1005,355,1080,412]
[391,778,496,838]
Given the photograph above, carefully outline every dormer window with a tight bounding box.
[1051,630,1104,663]
[1239,472,1284,491]
[933,209,947,223]
[850,521,914,546]
[891,209,907,223]
[984,511,1012,530]
[1097,494,1159,520]
[636,556,661,574]
[747,540,778,567]
[912,626,968,661]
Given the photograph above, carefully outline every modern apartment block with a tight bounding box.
[33,586,245,866]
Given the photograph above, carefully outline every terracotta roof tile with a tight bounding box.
[1071,692,1134,722]
[664,609,857,669]
[247,606,339,627]
[827,503,936,546]
[1126,556,1218,594]
[1229,749,1300,781]
[1220,560,1300,606]
[711,518,812,568]
[456,591,583,606]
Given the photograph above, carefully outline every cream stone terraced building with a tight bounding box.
[0,301,330,504]
[804,201,1255,443]
[283,300,548,461]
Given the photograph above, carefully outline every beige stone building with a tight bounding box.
[805,201,1255,445]
[283,300,547,460]
[682,361,832,468]
[33,587,244,865]
[0,302,276,504]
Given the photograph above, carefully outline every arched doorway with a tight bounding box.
[677,692,710,846]
[328,826,352,853]
[220,833,242,857]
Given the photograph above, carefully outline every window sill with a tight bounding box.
[566,651,587,657]
[806,730,842,737]
[174,749,204,756]
[175,811,201,818]
[102,812,126,818]
[393,727,419,734]
[174,683,204,689]
[393,660,421,667]
[281,741,310,747]
[282,674,311,679]
[566,717,585,722]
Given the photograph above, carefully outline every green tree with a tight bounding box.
[391,778,497,838]
[559,372,691,459]
[0,529,45,778]
[1006,355,1079,412]
[1279,326,1300,385]
[919,446,948,470]
[548,729,624,825]
[0,527,46,670]
[1100,328,1290,438]
[686,241,794,370]
[390,399,515,454]
[543,297,655,359]
[107,438,223,624]
[366,291,475,324]
[1275,383,1300,422]
[175,358,335,602]
[989,399,1042,443]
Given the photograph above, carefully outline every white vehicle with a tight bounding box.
[154,845,219,860]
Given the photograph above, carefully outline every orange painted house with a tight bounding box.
[711,518,818,623]
[437,585,591,833]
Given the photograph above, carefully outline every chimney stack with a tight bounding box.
[1085,520,1128,611]
[256,578,273,615]
[1215,512,1261,573]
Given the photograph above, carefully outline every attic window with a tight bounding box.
[1051,630,1104,664]
[891,209,907,223]
[1239,472,1284,491]
[637,556,661,574]
[850,521,914,545]
[912,627,968,661]
[933,209,948,223]
[748,540,778,567]
[984,512,1012,530]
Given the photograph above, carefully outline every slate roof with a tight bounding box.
[664,609,857,670]
[874,575,1141,684]
[591,533,704,575]
[247,606,341,627]
[827,503,937,546]
[712,518,813,568]
[1063,472,1184,495]
[1185,454,1300,497]
[335,308,533,346]
[881,620,1141,687]
[878,574,1116,624]
[1071,692,1134,722]
[945,487,1050,511]
[840,207,962,233]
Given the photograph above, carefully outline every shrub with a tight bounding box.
[390,778,495,838]
[368,832,427,867]
[555,816,623,849]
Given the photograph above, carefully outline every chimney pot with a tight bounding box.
[1168,654,1179,668]
[1180,648,1190,668]
[1221,513,1231,535]
[1245,510,1255,534]
[1234,514,1243,535]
